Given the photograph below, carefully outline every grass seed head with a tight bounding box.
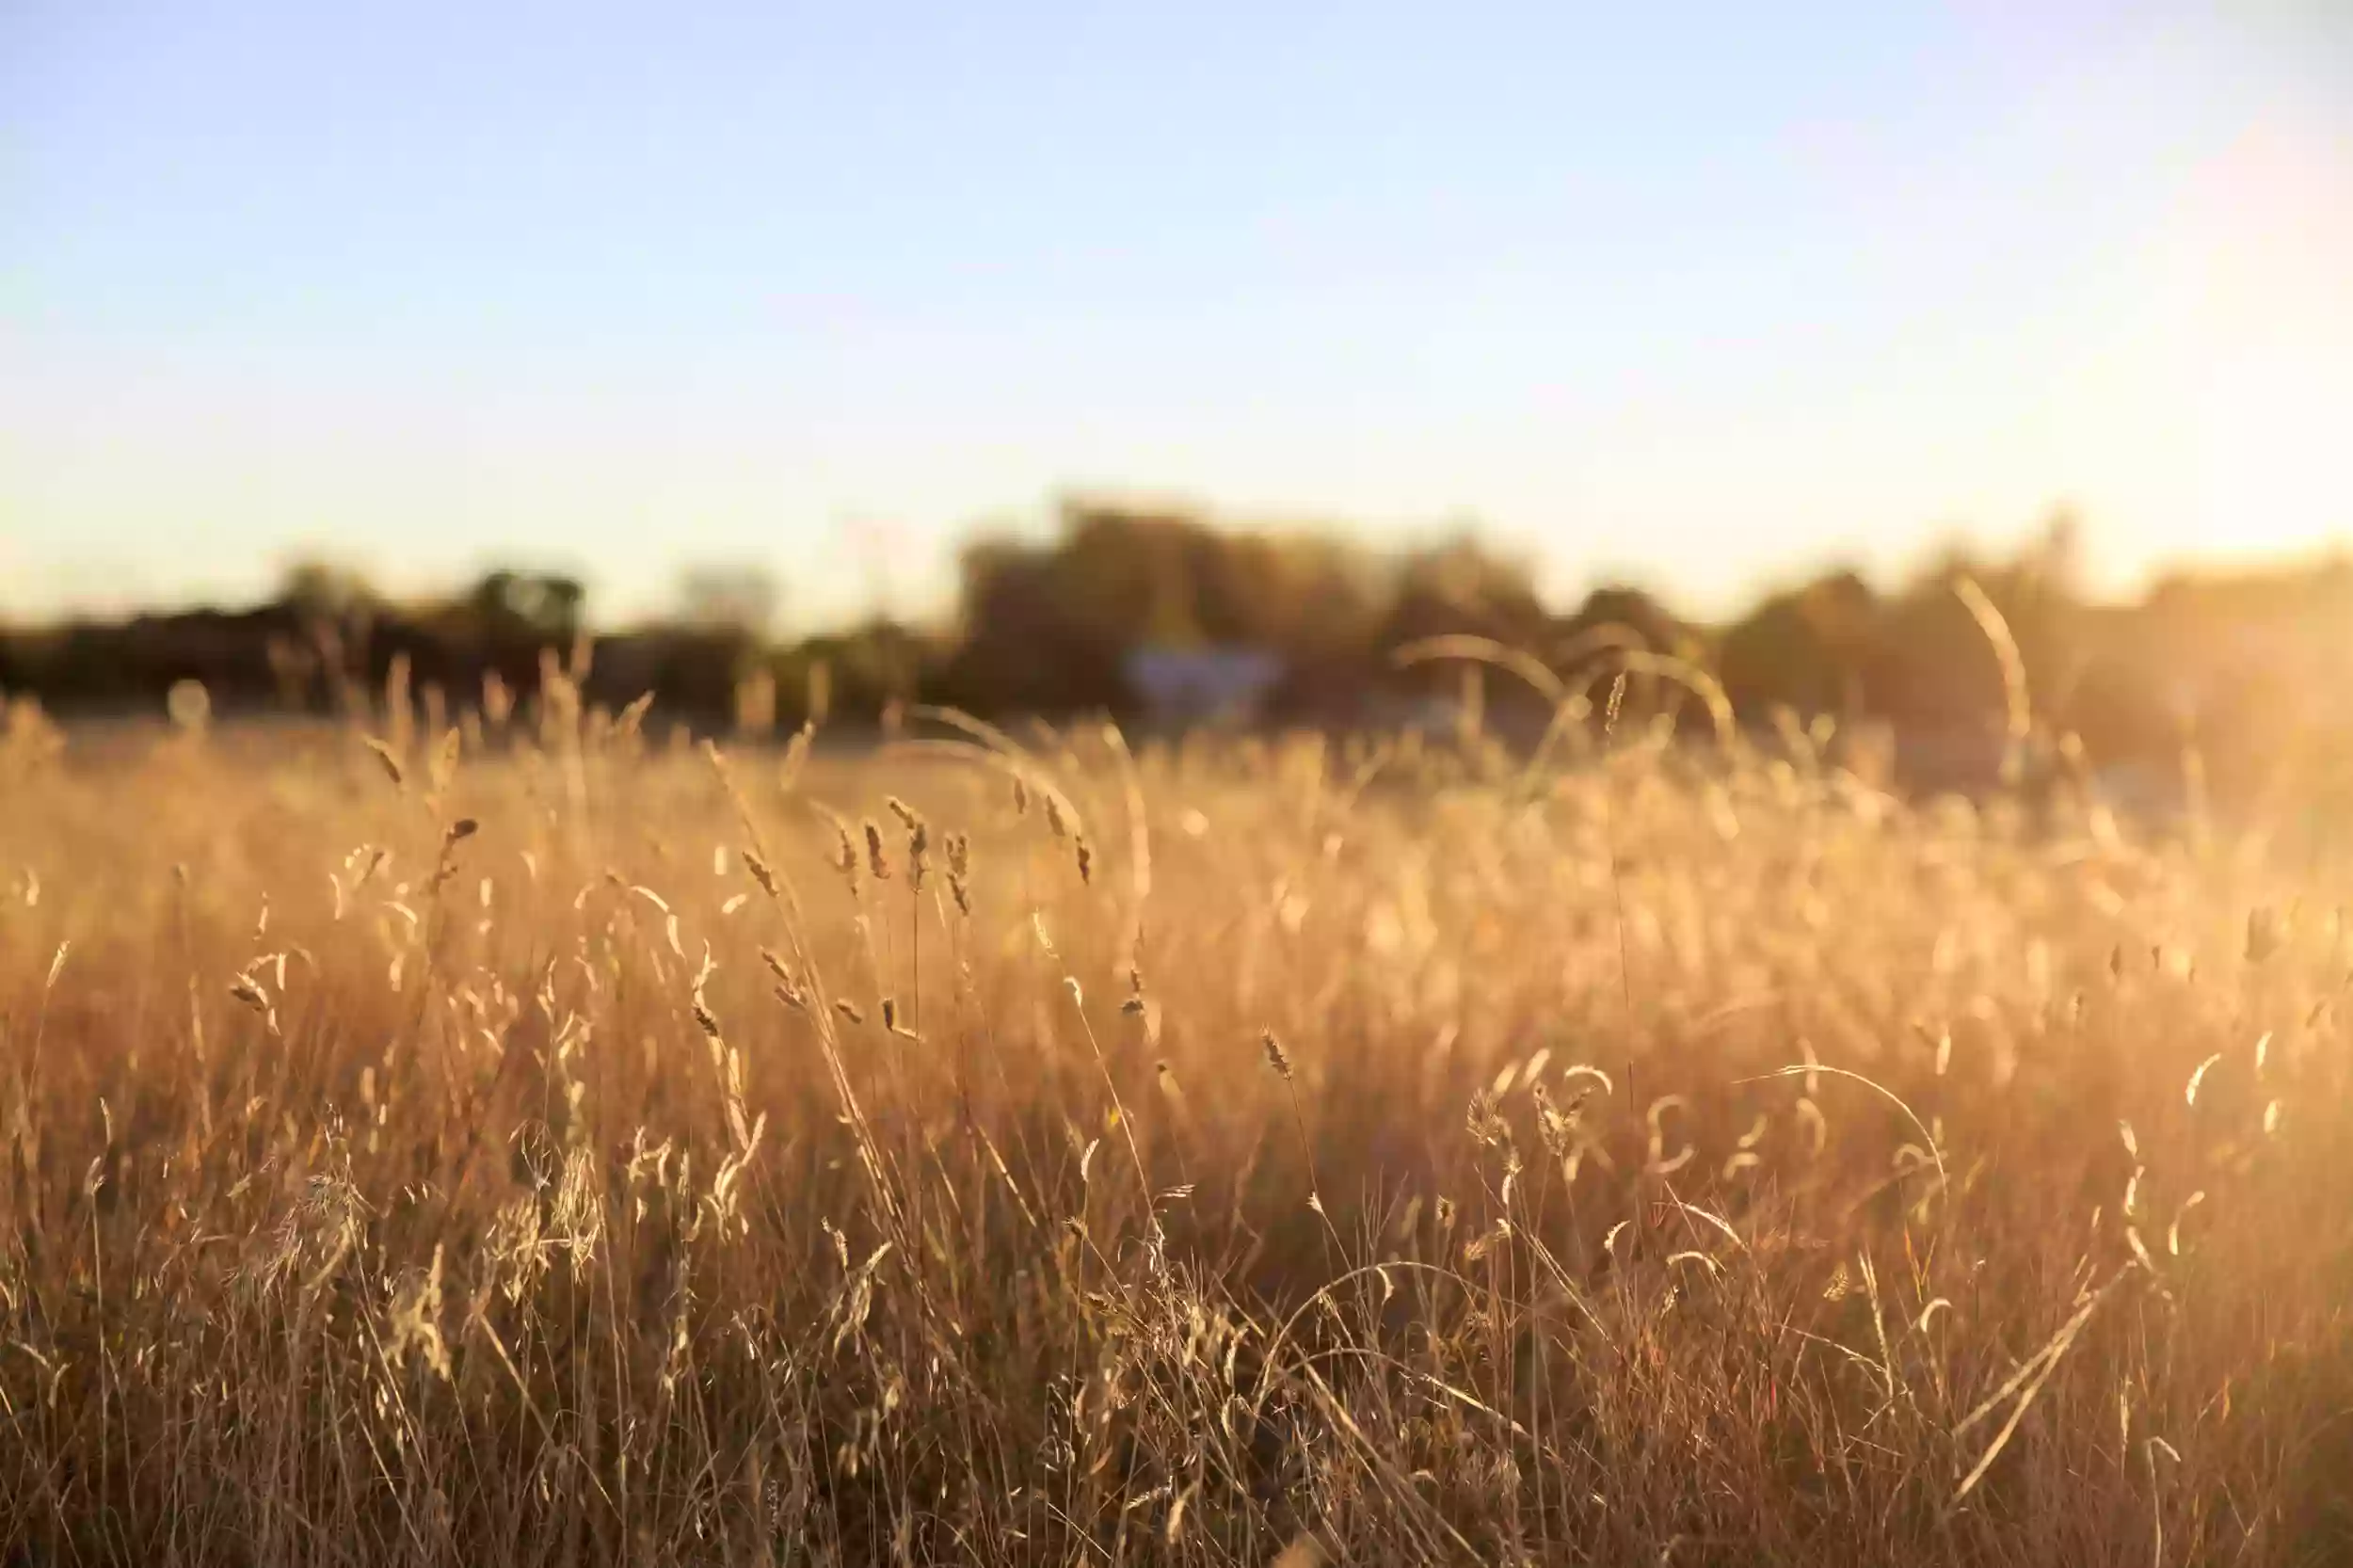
[362,735,405,787]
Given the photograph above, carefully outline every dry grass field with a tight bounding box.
[4,664,2351,1565]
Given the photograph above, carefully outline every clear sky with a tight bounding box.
[5,1,2350,629]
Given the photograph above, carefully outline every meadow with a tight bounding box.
[2,654,2350,1566]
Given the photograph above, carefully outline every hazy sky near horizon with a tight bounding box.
[6,1,2351,628]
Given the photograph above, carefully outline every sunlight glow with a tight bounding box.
[2192,345,2352,559]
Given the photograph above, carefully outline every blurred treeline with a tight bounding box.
[5,499,2350,800]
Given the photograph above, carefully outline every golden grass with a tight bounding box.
[2,688,2351,1565]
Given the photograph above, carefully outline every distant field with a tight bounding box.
[2,685,2349,1565]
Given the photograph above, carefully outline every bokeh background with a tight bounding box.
[6,1,2350,800]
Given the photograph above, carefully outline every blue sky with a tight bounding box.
[6,1,2350,628]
